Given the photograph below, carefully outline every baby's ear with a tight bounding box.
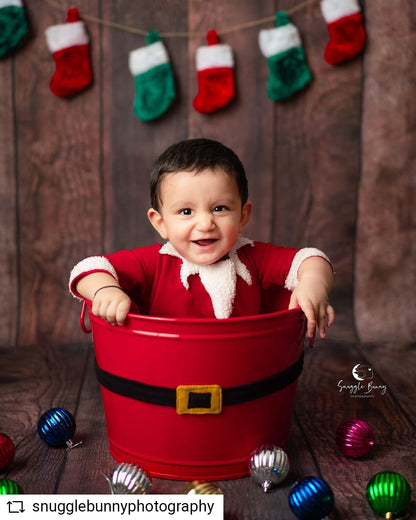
[240,200,252,231]
[147,208,168,239]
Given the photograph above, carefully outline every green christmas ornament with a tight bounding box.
[366,471,411,519]
[0,477,20,494]
[258,11,311,102]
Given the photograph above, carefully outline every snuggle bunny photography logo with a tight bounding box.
[337,364,387,398]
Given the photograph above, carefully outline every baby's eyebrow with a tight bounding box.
[167,200,193,210]
[215,198,235,205]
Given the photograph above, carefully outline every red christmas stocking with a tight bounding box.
[45,8,92,97]
[193,30,235,114]
[320,0,366,66]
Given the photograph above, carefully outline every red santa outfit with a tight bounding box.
[69,237,330,319]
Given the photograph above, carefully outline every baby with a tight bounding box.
[69,138,335,343]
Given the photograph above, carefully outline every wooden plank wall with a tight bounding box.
[355,1,416,342]
[0,0,415,348]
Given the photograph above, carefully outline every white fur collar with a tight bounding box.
[159,237,254,319]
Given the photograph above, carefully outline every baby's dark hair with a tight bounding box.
[150,138,248,211]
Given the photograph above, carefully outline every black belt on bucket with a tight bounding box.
[95,352,303,415]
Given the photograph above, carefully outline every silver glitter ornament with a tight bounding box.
[106,462,152,494]
[249,444,289,492]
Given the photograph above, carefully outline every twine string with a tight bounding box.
[41,0,320,38]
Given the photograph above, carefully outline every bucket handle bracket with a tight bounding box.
[80,300,92,334]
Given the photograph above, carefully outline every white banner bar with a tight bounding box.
[0,495,224,520]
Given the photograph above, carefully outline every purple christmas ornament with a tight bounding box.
[335,418,374,458]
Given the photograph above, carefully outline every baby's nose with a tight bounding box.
[196,212,215,230]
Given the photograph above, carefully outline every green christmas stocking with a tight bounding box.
[128,31,176,122]
[0,0,28,59]
[259,12,311,101]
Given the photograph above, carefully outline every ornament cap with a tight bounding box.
[65,439,83,451]
[262,480,272,493]
[66,8,80,23]
[206,29,219,46]
[275,11,290,28]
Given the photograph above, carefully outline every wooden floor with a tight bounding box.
[1,312,415,519]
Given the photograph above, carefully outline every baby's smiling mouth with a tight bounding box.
[192,239,217,247]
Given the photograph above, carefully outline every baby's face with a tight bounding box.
[148,168,251,265]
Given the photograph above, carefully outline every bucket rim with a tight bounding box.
[83,299,304,325]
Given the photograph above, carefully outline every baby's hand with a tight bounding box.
[289,277,335,345]
[92,286,131,326]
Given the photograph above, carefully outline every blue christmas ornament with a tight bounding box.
[288,476,334,520]
[37,407,81,449]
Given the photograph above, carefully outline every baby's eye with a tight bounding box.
[213,205,228,213]
[179,208,192,216]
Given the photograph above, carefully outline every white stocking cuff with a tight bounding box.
[45,21,89,53]
[129,41,169,76]
[320,0,361,23]
[0,0,23,7]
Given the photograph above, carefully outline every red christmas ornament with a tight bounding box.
[0,432,15,470]
[335,418,374,458]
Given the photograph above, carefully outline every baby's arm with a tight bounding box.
[288,256,335,343]
[75,272,132,326]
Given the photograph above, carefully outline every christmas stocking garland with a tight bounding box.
[193,29,235,114]
[320,0,366,66]
[129,31,176,122]
[0,0,28,59]
[259,12,311,102]
[45,8,92,97]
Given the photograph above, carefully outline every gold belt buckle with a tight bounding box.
[176,384,222,415]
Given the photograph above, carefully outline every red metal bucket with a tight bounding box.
[80,300,306,481]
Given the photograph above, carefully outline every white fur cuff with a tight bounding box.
[320,0,361,23]
[0,0,23,8]
[284,248,331,291]
[195,44,234,71]
[69,256,118,299]
[259,23,302,58]
[45,21,89,53]
[129,41,169,76]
